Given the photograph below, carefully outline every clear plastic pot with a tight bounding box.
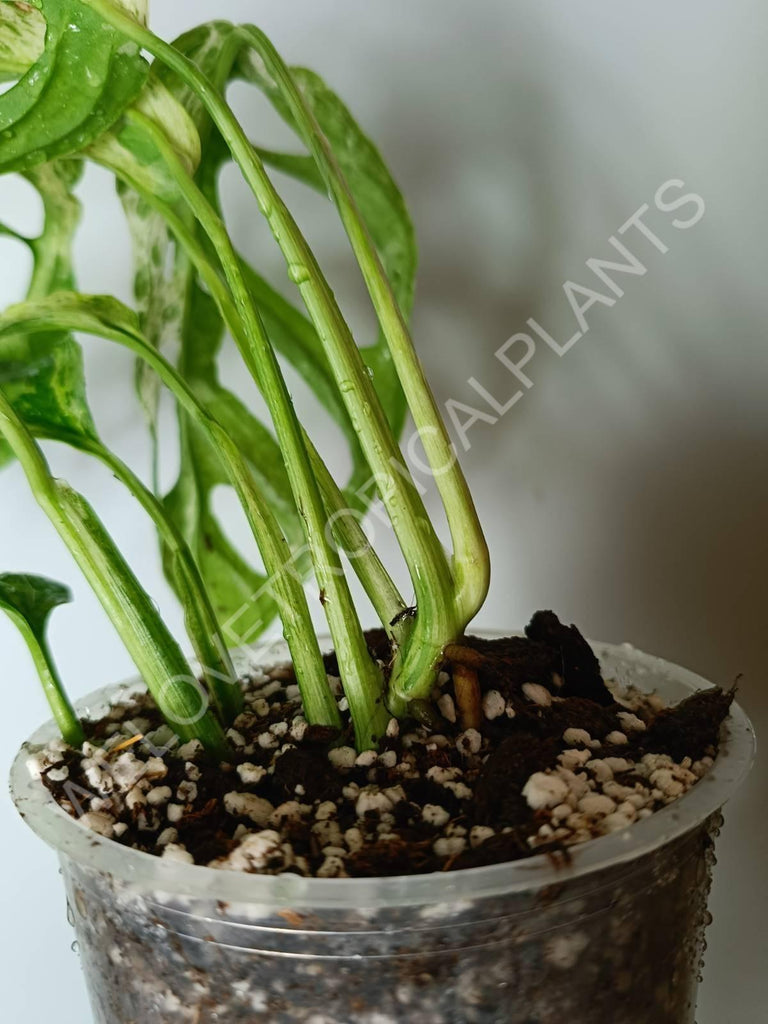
[11,639,755,1024]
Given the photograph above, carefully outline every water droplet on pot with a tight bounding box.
[66,900,75,927]
[70,940,80,955]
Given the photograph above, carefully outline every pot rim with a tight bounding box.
[9,635,756,909]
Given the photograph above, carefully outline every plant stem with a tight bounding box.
[33,633,85,746]
[84,0,449,705]
[127,108,388,746]
[0,297,343,733]
[51,428,243,724]
[101,161,406,634]
[0,607,84,747]
[0,387,230,755]
[245,28,491,629]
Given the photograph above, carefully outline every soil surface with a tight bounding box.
[31,612,733,878]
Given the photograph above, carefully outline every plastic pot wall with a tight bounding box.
[11,639,755,1024]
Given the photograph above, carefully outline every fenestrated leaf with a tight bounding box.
[116,184,178,488]
[0,571,83,746]
[0,0,149,173]
[0,159,98,467]
[0,338,96,445]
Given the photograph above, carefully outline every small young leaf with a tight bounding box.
[0,572,84,746]
[0,572,69,644]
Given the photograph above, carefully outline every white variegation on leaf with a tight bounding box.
[0,2,46,80]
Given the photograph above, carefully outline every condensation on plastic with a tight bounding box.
[11,639,756,1024]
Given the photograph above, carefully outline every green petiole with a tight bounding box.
[0,573,84,748]
[0,387,230,757]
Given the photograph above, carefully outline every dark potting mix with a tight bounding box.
[29,611,733,878]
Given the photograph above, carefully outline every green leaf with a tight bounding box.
[0,571,84,746]
[0,160,98,468]
[0,0,149,173]
[88,77,201,202]
[0,571,69,641]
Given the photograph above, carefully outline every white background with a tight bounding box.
[1,2,765,1020]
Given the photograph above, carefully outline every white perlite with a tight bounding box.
[146,786,172,806]
[469,825,495,848]
[482,690,506,720]
[237,762,266,785]
[605,731,629,746]
[31,652,718,879]
[422,804,450,828]
[111,752,148,792]
[212,830,285,872]
[437,693,457,723]
[178,739,203,761]
[522,772,569,810]
[522,682,552,706]
[26,749,65,779]
[578,794,616,817]
[224,792,274,826]
[433,836,466,857]
[563,728,591,746]
[356,788,395,817]
[617,711,646,733]
[79,811,115,838]
[456,729,482,756]
[386,718,400,738]
[328,746,357,769]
